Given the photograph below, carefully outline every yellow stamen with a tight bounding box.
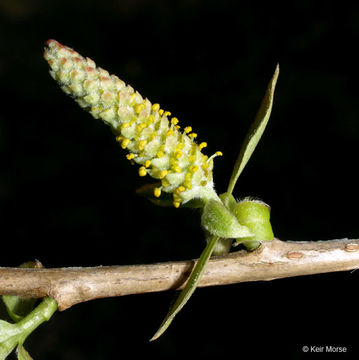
[154,187,161,198]
[191,165,199,172]
[176,186,186,194]
[159,109,164,116]
[161,178,170,187]
[145,160,151,168]
[135,103,145,114]
[158,170,168,179]
[120,122,131,131]
[173,165,182,173]
[189,133,197,139]
[152,103,160,112]
[126,153,135,160]
[199,142,207,150]
[200,180,207,186]
[156,150,165,158]
[171,117,179,125]
[163,111,171,117]
[175,150,182,159]
[215,151,223,156]
[121,138,130,149]
[138,166,147,177]
[136,123,147,133]
[138,140,147,151]
[115,135,123,142]
[184,126,192,133]
[173,201,181,208]
[147,114,155,124]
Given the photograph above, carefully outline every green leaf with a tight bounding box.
[201,199,253,238]
[0,320,20,360]
[150,234,219,341]
[0,297,57,360]
[2,297,38,323]
[227,64,280,195]
[17,345,33,360]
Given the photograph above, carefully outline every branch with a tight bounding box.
[0,239,358,311]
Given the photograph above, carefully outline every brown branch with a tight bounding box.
[0,238,358,311]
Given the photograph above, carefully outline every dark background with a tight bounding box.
[0,0,358,359]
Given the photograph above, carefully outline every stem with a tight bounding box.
[0,239,358,311]
[17,297,58,344]
[150,235,219,341]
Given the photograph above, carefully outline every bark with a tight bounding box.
[0,238,358,311]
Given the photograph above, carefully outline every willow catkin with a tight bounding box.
[44,40,222,207]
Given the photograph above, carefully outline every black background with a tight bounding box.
[0,0,358,359]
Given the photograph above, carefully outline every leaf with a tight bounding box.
[150,234,219,341]
[201,199,253,238]
[17,345,33,360]
[227,64,280,195]
[0,320,19,360]
[2,297,38,323]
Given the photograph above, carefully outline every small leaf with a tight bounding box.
[17,345,33,360]
[150,234,219,341]
[227,64,279,195]
[201,199,253,238]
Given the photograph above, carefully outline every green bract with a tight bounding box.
[201,199,253,238]
[234,199,274,250]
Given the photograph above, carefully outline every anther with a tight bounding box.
[175,150,182,159]
[121,138,130,149]
[154,188,161,198]
[135,103,145,114]
[152,103,160,112]
[126,153,136,160]
[158,170,168,179]
[138,140,147,151]
[138,167,147,177]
